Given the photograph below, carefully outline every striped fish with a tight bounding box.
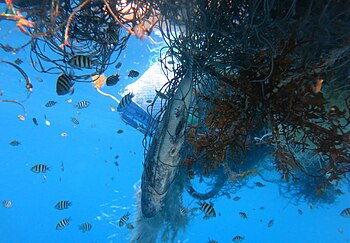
[119,212,130,227]
[54,200,72,210]
[239,212,247,219]
[79,222,92,232]
[2,200,12,208]
[56,217,71,230]
[341,208,350,217]
[128,70,139,78]
[179,206,187,215]
[106,74,120,86]
[197,201,216,217]
[45,101,57,107]
[71,117,79,125]
[76,101,90,109]
[68,55,92,69]
[117,93,134,112]
[232,235,244,242]
[31,164,49,173]
[56,73,74,96]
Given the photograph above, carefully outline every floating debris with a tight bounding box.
[61,132,68,137]
[44,116,51,126]
[110,105,116,112]
[17,114,25,121]
[67,99,73,103]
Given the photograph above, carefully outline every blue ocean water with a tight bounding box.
[0,10,350,243]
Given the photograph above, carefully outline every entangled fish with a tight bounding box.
[45,101,57,107]
[76,101,90,109]
[106,74,120,86]
[68,55,92,69]
[117,93,134,112]
[31,164,50,173]
[56,217,71,230]
[119,212,130,227]
[56,73,74,96]
[79,222,92,232]
[55,200,72,210]
[128,70,139,78]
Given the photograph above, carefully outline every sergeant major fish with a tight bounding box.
[198,201,216,218]
[31,164,50,173]
[56,73,74,96]
[56,217,71,230]
[119,212,130,227]
[117,93,134,112]
[76,101,90,109]
[54,200,72,210]
[68,55,93,69]
[79,222,92,232]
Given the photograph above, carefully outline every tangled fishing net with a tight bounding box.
[1,0,350,242]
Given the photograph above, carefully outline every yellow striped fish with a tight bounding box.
[119,212,130,227]
[31,164,50,173]
[56,73,74,96]
[117,93,134,112]
[79,222,92,232]
[197,201,216,218]
[68,55,92,69]
[56,217,71,230]
[54,200,72,210]
[340,208,350,217]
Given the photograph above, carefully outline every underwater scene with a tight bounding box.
[0,1,350,242]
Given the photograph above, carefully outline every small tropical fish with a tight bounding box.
[259,206,265,210]
[297,209,303,215]
[155,89,169,100]
[128,70,139,78]
[31,164,50,173]
[76,101,90,109]
[32,118,38,126]
[239,212,247,219]
[117,93,134,111]
[179,206,187,215]
[117,129,124,134]
[45,101,57,107]
[340,208,350,218]
[3,200,12,208]
[254,182,265,188]
[55,200,72,210]
[79,222,92,232]
[145,99,153,103]
[119,212,130,227]
[68,55,92,69]
[232,235,244,242]
[71,117,79,125]
[267,219,274,227]
[208,239,218,243]
[115,62,122,69]
[106,74,120,86]
[197,201,216,218]
[9,140,20,146]
[17,115,25,121]
[233,196,240,201]
[14,58,23,65]
[56,73,74,96]
[56,217,71,230]
[126,223,134,230]
[35,77,43,82]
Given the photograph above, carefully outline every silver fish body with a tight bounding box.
[141,70,193,218]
